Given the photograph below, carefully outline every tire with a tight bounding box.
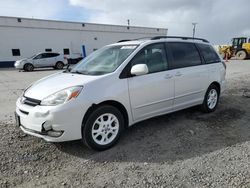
[236,50,247,60]
[82,105,124,151]
[55,61,64,69]
[201,84,220,113]
[23,63,34,72]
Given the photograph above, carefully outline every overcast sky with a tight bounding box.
[0,0,249,44]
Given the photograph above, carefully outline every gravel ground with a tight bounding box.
[0,61,250,188]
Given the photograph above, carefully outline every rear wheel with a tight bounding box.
[23,63,34,71]
[201,84,220,113]
[236,50,247,60]
[82,105,124,151]
[55,61,64,69]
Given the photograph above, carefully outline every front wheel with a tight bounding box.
[82,105,124,151]
[23,63,34,71]
[201,84,220,113]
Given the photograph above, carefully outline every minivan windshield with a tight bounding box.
[70,45,138,75]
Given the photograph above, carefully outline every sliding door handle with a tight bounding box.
[164,74,173,79]
[175,72,183,77]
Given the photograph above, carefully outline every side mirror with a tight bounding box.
[131,64,149,76]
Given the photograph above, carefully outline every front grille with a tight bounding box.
[23,97,41,107]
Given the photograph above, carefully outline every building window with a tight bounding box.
[45,48,52,52]
[17,18,22,22]
[12,49,21,56]
[63,48,70,55]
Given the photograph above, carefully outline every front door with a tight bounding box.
[32,53,47,67]
[128,43,174,121]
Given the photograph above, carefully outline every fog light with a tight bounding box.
[47,130,63,137]
[42,122,52,131]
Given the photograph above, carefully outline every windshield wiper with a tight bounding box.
[70,70,89,75]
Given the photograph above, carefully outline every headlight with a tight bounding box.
[40,86,83,106]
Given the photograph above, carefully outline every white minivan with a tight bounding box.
[15,36,226,150]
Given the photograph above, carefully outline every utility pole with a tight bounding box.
[127,19,130,29]
[192,23,197,38]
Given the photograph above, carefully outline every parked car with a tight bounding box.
[14,52,67,71]
[15,36,226,150]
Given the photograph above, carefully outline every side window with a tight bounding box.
[197,44,221,64]
[168,42,201,69]
[47,53,59,57]
[130,43,168,73]
[41,53,50,58]
[34,54,42,59]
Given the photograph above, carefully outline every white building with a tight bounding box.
[0,16,167,67]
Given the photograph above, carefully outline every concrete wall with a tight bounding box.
[0,16,167,67]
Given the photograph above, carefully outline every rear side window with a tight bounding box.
[167,42,201,69]
[45,53,60,58]
[197,44,221,64]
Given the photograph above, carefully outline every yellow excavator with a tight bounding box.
[219,37,250,60]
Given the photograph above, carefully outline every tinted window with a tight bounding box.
[130,43,168,73]
[34,54,42,59]
[12,49,20,56]
[168,42,201,69]
[197,44,221,64]
[46,53,59,58]
[42,53,51,58]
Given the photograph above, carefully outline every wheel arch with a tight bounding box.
[56,61,64,65]
[209,81,221,95]
[235,48,247,53]
[81,100,129,130]
[23,62,34,71]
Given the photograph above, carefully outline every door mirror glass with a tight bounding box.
[131,64,148,76]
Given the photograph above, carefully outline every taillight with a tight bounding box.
[222,61,226,69]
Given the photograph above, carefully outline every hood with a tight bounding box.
[24,72,101,100]
[16,58,28,63]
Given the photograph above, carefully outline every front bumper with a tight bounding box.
[16,97,87,142]
[14,62,23,69]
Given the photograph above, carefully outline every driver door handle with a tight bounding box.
[164,74,173,79]
[175,72,183,77]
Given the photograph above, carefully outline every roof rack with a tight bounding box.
[117,39,131,43]
[117,37,151,43]
[151,36,209,43]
